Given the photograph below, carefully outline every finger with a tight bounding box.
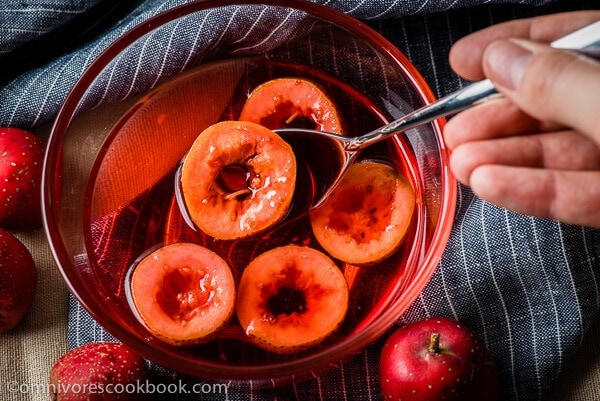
[483,39,600,144]
[449,130,600,185]
[469,166,600,228]
[444,98,542,150]
[449,11,600,80]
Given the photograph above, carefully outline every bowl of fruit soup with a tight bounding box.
[42,0,456,385]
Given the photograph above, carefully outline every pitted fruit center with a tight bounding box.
[266,287,307,316]
[259,264,322,321]
[156,267,214,322]
[328,184,393,243]
[216,164,255,200]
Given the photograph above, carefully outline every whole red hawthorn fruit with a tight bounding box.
[50,342,147,401]
[379,316,499,401]
[0,228,37,332]
[0,127,46,230]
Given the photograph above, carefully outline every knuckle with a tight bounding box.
[518,49,600,146]
[518,50,578,118]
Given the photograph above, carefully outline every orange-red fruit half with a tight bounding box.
[128,242,235,346]
[310,161,415,265]
[236,244,349,354]
[239,78,343,134]
[180,120,296,240]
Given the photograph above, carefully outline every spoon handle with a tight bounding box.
[349,20,600,150]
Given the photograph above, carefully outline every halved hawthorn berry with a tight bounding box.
[310,161,415,265]
[239,78,343,133]
[128,243,235,346]
[180,120,296,240]
[236,245,349,354]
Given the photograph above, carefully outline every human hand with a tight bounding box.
[444,11,600,227]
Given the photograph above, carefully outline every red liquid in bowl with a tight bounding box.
[85,57,424,365]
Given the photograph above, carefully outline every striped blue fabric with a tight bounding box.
[0,0,103,54]
[3,1,600,400]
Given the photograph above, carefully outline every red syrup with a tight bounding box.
[86,57,424,365]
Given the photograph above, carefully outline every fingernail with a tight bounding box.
[485,39,533,90]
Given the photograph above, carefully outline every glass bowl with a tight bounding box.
[42,0,456,385]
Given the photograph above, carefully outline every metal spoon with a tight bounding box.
[276,20,600,209]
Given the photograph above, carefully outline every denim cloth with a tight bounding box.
[3,1,600,400]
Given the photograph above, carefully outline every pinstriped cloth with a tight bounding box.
[3,1,600,400]
[0,0,559,56]
[0,0,569,128]
[0,0,103,54]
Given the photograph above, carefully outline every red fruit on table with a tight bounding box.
[379,316,499,401]
[0,127,46,230]
[0,228,37,332]
[50,342,147,401]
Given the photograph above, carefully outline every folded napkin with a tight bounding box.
[3,1,600,400]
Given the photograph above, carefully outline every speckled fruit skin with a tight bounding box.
[379,316,499,401]
[0,228,37,332]
[50,342,147,401]
[0,127,45,230]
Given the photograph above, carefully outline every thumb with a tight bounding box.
[482,38,600,143]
